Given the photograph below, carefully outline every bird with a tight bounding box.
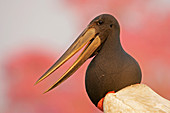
[35,14,142,110]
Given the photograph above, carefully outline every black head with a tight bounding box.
[88,14,121,57]
[89,14,120,41]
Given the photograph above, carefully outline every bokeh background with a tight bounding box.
[0,0,170,113]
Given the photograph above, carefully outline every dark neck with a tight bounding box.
[99,31,124,57]
[92,30,128,74]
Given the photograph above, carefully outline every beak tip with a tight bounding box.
[35,77,44,85]
[34,80,40,86]
[43,90,49,94]
[34,82,37,86]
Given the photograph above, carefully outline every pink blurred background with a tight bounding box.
[0,0,170,113]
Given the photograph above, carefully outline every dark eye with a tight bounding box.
[110,24,113,28]
[97,20,103,25]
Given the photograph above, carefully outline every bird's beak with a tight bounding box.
[35,27,101,93]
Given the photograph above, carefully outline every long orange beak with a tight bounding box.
[35,27,101,93]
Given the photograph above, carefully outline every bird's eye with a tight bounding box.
[110,24,113,28]
[97,20,103,25]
